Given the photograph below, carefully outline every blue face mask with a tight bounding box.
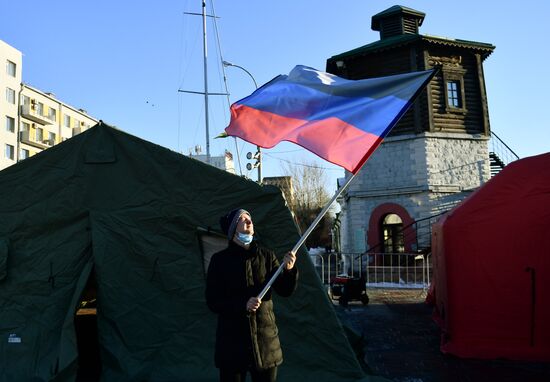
[236,232,253,245]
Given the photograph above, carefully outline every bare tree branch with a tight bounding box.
[282,160,332,249]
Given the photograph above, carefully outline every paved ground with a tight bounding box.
[334,288,550,382]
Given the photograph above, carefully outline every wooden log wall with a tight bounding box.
[427,47,486,135]
[346,47,419,135]
[327,42,491,137]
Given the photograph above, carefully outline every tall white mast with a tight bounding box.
[201,0,210,163]
[179,1,228,165]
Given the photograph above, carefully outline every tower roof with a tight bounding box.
[329,34,495,62]
[371,5,426,32]
[328,5,494,63]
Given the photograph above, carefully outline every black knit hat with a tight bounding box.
[220,208,250,240]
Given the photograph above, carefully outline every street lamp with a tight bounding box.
[222,60,258,88]
[223,60,262,183]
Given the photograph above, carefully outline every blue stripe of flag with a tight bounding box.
[235,68,432,137]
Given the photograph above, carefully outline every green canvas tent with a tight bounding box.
[0,123,382,381]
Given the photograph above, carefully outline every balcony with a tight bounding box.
[19,130,52,150]
[20,104,53,125]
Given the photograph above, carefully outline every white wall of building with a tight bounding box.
[0,39,98,171]
[0,40,22,169]
[189,152,236,174]
[338,132,490,254]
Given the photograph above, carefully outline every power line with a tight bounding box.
[263,152,343,171]
[266,149,303,154]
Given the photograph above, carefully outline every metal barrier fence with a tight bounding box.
[312,252,432,289]
[362,252,431,288]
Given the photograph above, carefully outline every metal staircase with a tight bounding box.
[489,131,520,177]
[489,152,506,177]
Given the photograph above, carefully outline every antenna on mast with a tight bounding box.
[179,1,227,164]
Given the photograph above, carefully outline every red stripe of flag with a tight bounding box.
[225,66,436,174]
[227,104,381,173]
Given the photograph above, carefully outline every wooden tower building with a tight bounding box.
[327,5,495,257]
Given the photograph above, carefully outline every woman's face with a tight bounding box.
[235,212,254,236]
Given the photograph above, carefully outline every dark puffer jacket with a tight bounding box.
[205,240,298,371]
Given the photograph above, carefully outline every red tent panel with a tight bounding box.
[431,153,550,361]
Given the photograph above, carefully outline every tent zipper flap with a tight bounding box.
[0,238,8,282]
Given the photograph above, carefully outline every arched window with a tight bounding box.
[382,213,404,254]
[367,203,415,254]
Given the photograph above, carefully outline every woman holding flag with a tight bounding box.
[206,208,298,382]
[207,65,434,381]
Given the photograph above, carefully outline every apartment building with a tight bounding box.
[188,149,236,174]
[1,39,98,170]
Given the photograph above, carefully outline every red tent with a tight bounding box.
[430,153,550,361]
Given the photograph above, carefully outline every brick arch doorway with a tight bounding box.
[367,203,416,254]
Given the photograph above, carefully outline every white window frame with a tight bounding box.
[446,80,461,108]
[36,127,43,142]
[5,87,15,104]
[20,148,29,160]
[5,144,14,160]
[48,108,57,122]
[6,60,16,77]
[5,116,15,133]
[442,68,467,114]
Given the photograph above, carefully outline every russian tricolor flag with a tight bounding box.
[226,66,435,174]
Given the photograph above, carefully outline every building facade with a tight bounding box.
[262,176,294,205]
[189,150,236,174]
[1,39,98,170]
[326,6,495,257]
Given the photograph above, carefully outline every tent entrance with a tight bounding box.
[75,268,100,382]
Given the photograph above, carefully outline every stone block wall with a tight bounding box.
[339,133,490,256]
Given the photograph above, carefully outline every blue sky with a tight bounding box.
[2,1,548,191]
